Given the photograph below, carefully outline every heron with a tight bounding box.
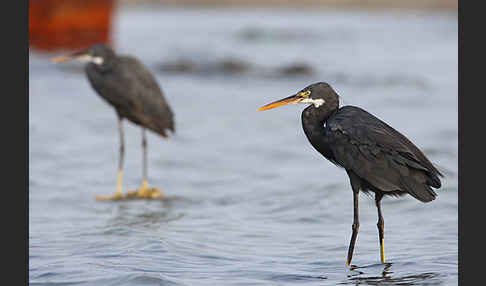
[52,44,174,201]
[257,82,442,265]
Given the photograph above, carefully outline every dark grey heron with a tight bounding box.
[258,82,442,265]
[53,44,174,201]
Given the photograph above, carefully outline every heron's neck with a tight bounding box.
[301,104,338,128]
[301,104,338,160]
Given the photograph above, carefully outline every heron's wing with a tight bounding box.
[326,106,441,202]
[86,62,136,112]
[116,56,175,136]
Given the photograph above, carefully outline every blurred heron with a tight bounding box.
[53,44,174,201]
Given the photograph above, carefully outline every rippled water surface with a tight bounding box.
[29,6,458,285]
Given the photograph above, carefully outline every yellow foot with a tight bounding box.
[96,192,125,201]
[96,169,126,201]
[126,181,164,200]
[380,239,386,263]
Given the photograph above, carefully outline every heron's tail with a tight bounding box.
[400,176,438,203]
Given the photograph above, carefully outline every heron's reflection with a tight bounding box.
[346,263,439,285]
[105,196,185,230]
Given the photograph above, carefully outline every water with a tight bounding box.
[29,6,458,285]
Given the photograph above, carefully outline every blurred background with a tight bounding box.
[29,1,457,285]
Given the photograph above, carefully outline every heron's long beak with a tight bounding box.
[51,50,91,63]
[257,94,301,111]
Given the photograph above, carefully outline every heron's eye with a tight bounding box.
[299,90,311,98]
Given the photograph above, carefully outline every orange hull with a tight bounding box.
[29,0,115,51]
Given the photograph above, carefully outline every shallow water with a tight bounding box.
[29,6,458,285]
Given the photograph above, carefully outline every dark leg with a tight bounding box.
[375,193,385,263]
[142,128,148,185]
[346,190,360,266]
[96,116,125,201]
[118,117,125,195]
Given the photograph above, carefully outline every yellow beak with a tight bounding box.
[51,50,90,63]
[257,94,301,111]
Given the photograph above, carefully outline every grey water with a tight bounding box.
[29,6,458,285]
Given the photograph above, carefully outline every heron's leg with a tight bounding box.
[346,190,360,266]
[142,128,148,189]
[127,128,163,199]
[376,193,385,263]
[96,117,125,201]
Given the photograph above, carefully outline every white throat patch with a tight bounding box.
[78,55,104,65]
[301,98,325,108]
[91,57,104,65]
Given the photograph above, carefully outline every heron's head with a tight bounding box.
[257,82,339,111]
[51,44,115,66]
